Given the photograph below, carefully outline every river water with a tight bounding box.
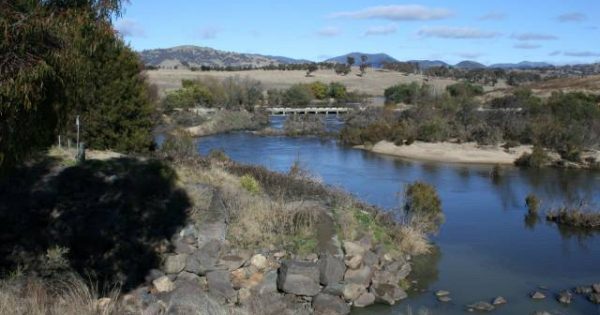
[197,118,600,315]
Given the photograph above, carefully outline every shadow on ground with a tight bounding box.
[0,157,190,289]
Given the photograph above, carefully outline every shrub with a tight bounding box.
[384,82,429,105]
[328,82,348,99]
[283,84,314,107]
[207,149,229,162]
[525,194,540,214]
[514,145,550,168]
[308,82,328,100]
[404,182,444,234]
[240,174,261,194]
[446,82,484,98]
[160,130,196,162]
[546,207,600,229]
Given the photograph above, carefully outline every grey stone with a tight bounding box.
[362,250,379,267]
[438,296,452,302]
[589,293,600,304]
[371,283,407,305]
[435,290,450,297]
[185,240,221,275]
[492,296,507,305]
[342,283,367,301]
[163,254,187,274]
[344,255,362,269]
[353,292,375,307]
[172,237,195,255]
[162,280,228,315]
[530,291,546,300]
[344,265,372,286]
[467,301,495,312]
[318,253,346,286]
[153,276,175,293]
[531,312,551,315]
[574,286,592,294]
[312,293,350,315]
[145,269,165,283]
[175,271,203,285]
[593,283,600,294]
[557,291,572,304]
[342,241,366,257]
[255,270,278,295]
[277,260,321,296]
[323,282,345,296]
[206,270,237,302]
[384,260,411,280]
[218,254,247,271]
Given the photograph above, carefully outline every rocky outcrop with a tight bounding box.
[277,260,321,296]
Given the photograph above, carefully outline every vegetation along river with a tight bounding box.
[198,118,600,315]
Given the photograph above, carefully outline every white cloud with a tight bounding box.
[563,51,600,57]
[198,26,220,40]
[479,11,507,21]
[330,5,453,21]
[514,43,541,50]
[115,19,145,37]
[417,26,500,39]
[511,33,558,41]
[364,24,397,36]
[557,12,586,22]
[317,26,342,37]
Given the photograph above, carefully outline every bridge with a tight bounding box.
[265,107,352,115]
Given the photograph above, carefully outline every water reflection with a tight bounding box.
[408,245,442,294]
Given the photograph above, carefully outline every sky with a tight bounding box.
[115,0,600,65]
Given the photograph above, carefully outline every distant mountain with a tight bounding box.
[489,61,553,69]
[139,45,308,68]
[406,60,450,70]
[325,52,398,68]
[264,55,312,64]
[455,60,487,70]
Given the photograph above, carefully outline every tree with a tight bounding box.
[347,56,355,67]
[283,84,313,107]
[334,64,351,76]
[306,64,318,77]
[359,55,368,77]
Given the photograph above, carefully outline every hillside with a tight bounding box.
[407,60,450,70]
[455,60,487,70]
[326,52,398,68]
[139,45,307,68]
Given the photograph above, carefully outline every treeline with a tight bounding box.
[163,78,369,111]
[147,62,340,72]
[341,82,600,162]
[381,62,543,86]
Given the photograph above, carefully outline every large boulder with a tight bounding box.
[312,293,350,315]
[342,241,366,257]
[163,254,188,274]
[354,292,375,307]
[254,270,278,295]
[344,265,372,286]
[206,270,237,302]
[342,283,367,301]
[277,260,321,296]
[371,283,407,305]
[153,276,175,293]
[185,240,221,275]
[219,254,247,271]
[161,280,228,315]
[318,253,346,286]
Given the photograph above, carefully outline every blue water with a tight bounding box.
[197,132,600,315]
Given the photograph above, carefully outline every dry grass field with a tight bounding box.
[145,67,463,97]
[527,75,600,96]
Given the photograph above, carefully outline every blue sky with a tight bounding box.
[116,0,600,65]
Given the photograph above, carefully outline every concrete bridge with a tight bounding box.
[266,107,352,115]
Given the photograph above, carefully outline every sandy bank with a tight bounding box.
[356,141,533,165]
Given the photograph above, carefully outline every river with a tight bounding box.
[197,119,600,315]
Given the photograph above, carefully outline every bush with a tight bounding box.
[328,82,348,99]
[240,174,261,194]
[308,82,329,100]
[404,182,444,233]
[160,130,196,162]
[283,84,314,107]
[525,194,540,214]
[446,82,484,98]
[384,82,429,104]
[514,145,550,168]
[207,149,229,162]
[546,207,600,229]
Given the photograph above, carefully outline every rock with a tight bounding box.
[306,253,318,262]
[185,240,221,275]
[467,301,495,312]
[318,253,346,286]
[344,255,362,269]
[557,291,572,304]
[531,312,551,315]
[342,283,367,301]
[371,283,407,305]
[589,293,600,304]
[435,290,450,297]
[161,280,226,315]
[344,265,372,286]
[342,241,366,257]
[163,254,187,274]
[384,261,411,280]
[354,292,375,307]
[593,283,600,293]
[277,260,321,296]
[238,287,252,304]
[142,301,167,315]
[206,270,236,302]
[172,237,195,255]
[145,269,165,283]
[438,296,452,303]
[273,251,286,259]
[357,236,373,252]
[255,270,278,295]
[312,293,350,315]
[175,271,203,285]
[250,254,268,270]
[323,282,345,296]
[153,276,175,293]
[218,254,247,271]
[530,291,546,300]
[362,251,379,268]
[574,286,593,294]
[492,296,507,305]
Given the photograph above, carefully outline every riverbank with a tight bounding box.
[355,140,533,165]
